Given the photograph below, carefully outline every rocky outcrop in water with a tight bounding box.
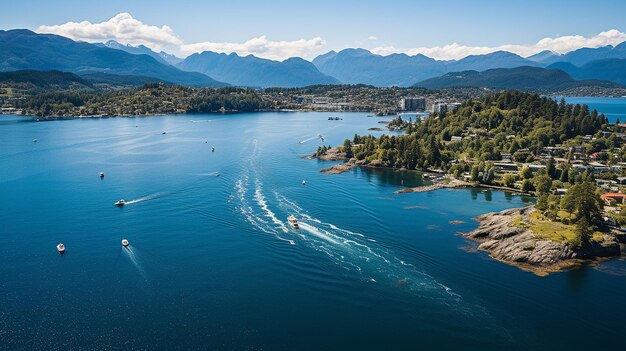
[465,206,622,275]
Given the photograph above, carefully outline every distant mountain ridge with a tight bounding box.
[0,69,91,87]
[537,42,626,66]
[312,48,447,87]
[178,51,340,88]
[414,66,623,92]
[0,29,225,87]
[1,29,625,90]
[312,49,540,87]
[0,69,173,89]
[549,58,626,86]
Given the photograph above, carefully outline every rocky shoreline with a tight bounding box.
[309,148,625,275]
[465,206,623,275]
[393,178,471,193]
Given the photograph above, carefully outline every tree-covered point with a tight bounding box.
[349,91,608,169]
[16,83,270,117]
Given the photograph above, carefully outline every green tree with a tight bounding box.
[561,182,602,225]
[521,179,534,193]
[343,139,353,158]
[546,157,556,179]
[520,166,533,180]
[536,195,549,211]
[534,174,553,195]
[502,174,517,188]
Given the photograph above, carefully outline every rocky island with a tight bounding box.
[466,206,623,275]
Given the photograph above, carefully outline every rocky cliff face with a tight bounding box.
[465,207,622,275]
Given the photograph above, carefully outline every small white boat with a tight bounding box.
[57,243,65,253]
[99,172,105,178]
[301,180,306,185]
[211,147,215,152]
[287,215,299,229]
[121,239,129,247]
[115,199,126,206]
[32,138,38,143]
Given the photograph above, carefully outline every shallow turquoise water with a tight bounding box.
[1,111,625,350]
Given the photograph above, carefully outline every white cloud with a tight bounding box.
[35,13,626,61]
[35,13,326,61]
[36,13,183,52]
[179,36,326,61]
[371,29,626,60]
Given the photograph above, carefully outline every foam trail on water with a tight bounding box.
[299,135,321,144]
[254,179,289,234]
[123,246,148,283]
[124,192,166,205]
[193,171,221,177]
[274,192,463,300]
[299,223,342,246]
[232,171,295,245]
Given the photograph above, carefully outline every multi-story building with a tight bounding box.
[399,97,426,112]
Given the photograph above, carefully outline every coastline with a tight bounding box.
[464,207,623,276]
[310,153,624,275]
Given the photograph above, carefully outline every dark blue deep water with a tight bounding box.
[1,111,625,350]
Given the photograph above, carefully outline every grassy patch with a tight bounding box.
[529,211,578,243]
[527,211,604,244]
[511,215,524,228]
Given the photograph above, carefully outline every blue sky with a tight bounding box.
[3,0,626,60]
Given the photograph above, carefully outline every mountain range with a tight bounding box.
[548,59,626,86]
[178,51,339,88]
[1,28,626,90]
[96,40,183,66]
[414,66,623,92]
[0,29,225,87]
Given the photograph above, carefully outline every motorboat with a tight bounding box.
[57,243,65,253]
[287,215,299,229]
[162,131,167,135]
[115,199,126,206]
[301,180,306,185]
[32,138,38,143]
[122,239,129,247]
[211,147,215,152]
[99,172,105,178]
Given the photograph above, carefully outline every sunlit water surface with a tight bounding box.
[1,109,625,350]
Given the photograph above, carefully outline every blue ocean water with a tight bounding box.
[1,110,625,350]
[563,96,626,123]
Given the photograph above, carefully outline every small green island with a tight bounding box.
[312,91,626,275]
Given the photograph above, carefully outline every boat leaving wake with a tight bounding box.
[234,175,462,302]
[124,192,167,205]
[123,246,148,283]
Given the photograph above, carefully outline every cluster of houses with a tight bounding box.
[448,125,626,209]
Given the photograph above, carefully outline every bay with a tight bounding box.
[1,110,625,350]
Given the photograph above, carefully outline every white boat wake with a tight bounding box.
[124,192,166,205]
[123,246,148,283]
[233,171,461,301]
